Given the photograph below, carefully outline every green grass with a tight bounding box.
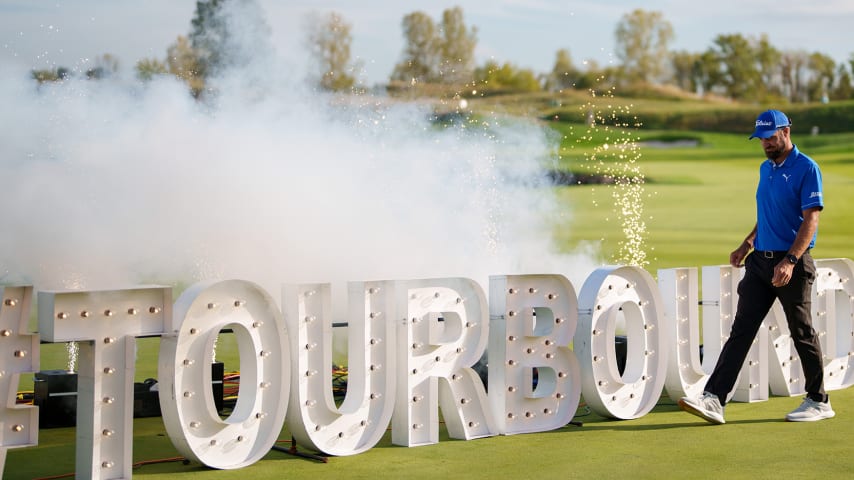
[6,106,854,479]
[9,388,854,479]
[550,122,854,270]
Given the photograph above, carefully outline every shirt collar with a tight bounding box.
[769,144,799,168]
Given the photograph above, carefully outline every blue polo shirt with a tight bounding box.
[754,144,823,251]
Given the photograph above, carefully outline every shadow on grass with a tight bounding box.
[581,416,786,432]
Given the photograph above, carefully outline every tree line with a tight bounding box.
[31,2,854,104]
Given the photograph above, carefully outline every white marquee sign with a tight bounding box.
[1,260,853,478]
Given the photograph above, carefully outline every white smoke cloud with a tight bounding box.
[0,1,597,297]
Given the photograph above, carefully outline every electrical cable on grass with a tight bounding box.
[32,473,74,480]
[132,456,188,469]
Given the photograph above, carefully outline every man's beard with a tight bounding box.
[765,145,785,160]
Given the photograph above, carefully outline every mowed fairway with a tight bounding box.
[551,124,854,271]
[6,121,854,479]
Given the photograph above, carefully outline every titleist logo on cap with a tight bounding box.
[756,120,774,126]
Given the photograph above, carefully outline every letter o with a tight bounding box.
[575,266,667,419]
[158,280,290,469]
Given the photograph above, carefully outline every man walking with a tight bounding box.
[679,109,833,424]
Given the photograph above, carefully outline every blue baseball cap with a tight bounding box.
[749,109,791,139]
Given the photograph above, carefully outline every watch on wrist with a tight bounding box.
[785,254,798,265]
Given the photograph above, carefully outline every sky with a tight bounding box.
[1,0,853,86]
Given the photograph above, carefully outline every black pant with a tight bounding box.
[705,251,826,405]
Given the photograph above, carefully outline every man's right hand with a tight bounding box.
[729,242,751,268]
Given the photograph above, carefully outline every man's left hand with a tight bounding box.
[772,261,795,287]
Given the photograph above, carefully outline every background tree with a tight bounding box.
[167,35,206,97]
[705,33,761,100]
[572,59,612,91]
[548,48,580,90]
[305,11,357,92]
[391,7,476,85]
[670,50,701,93]
[437,6,477,84]
[474,60,540,92]
[614,9,674,85]
[833,65,852,100]
[807,52,837,101]
[754,35,782,99]
[31,67,70,83]
[85,53,120,80]
[780,50,810,102]
[391,11,439,83]
[188,0,228,79]
[693,50,721,96]
[135,58,169,81]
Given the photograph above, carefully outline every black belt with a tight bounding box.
[755,249,810,259]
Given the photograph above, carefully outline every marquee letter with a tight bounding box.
[488,275,581,434]
[659,268,707,400]
[38,286,171,480]
[762,297,801,397]
[158,280,289,470]
[813,259,854,390]
[0,286,38,479]
[575,266,667,419]
[283,281,396,455]
[701,266,770,402]
[392,278,496,446]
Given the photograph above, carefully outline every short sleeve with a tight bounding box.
[801,162,823,211]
